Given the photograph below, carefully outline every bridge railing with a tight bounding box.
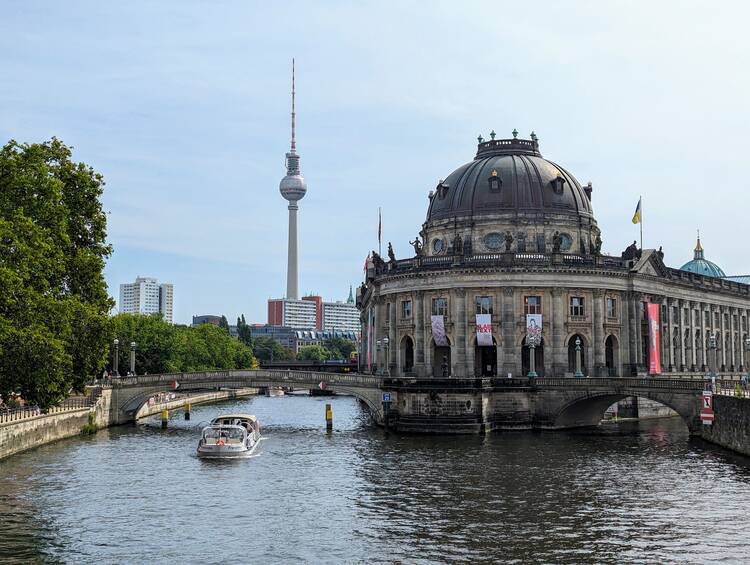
[0,391,100,425]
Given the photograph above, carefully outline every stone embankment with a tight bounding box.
[134,388,259,419]
[700,394,750,456]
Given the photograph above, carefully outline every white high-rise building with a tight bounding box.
[119,277,174,323]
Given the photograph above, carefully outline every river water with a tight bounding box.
[1,395,749,564]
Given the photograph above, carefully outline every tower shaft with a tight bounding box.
[286,202,299,299]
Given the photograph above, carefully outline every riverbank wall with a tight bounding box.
[134,388,259,419]
[0,407,92,460]
[700,395,750,456]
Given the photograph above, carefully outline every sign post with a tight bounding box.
[700,390,714,426]
[382,392,392,429]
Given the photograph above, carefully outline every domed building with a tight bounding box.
[357,132,750,432]
[680,236,726,278]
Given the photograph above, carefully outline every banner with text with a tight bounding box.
[476,314,493,346]
[647,303,662,374]
[431,315,449,346]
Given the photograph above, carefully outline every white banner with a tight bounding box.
[431,315,449,346]
[526,314,542,346]
[476,314,493,346]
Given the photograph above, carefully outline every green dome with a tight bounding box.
[680,236,726,278]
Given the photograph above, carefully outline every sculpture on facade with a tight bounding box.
[452,233,463,256]
[552,231,563,253]
[409,235,423,257]
[621,240,641,261]
[371,250,385,272]
[504,231,514,251]
[387,242,396,263]
[593,234,602,255]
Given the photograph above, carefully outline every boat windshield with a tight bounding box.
[202,426,246,444]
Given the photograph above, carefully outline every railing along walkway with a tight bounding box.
[0,391,100,425]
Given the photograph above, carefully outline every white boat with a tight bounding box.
[265,387,285,397]
[197,414,261,458]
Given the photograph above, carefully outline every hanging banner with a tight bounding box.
[526,314,542,346]
[431,315,449,346]
[476,314,493,346]
[647,303,661,374]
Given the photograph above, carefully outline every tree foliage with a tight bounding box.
[322,337,356,360]
[252,336,294,361]
[0,139,113,408]
[110,314,256,373]
[236,314,252,347]
[296,345,335,361]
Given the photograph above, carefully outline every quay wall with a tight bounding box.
[700,395,750,457]
[134,388,259,419]
[0,408,91,460]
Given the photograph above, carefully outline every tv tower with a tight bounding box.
[279,59,307,300]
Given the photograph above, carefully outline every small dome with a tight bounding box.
[680,236,725,277]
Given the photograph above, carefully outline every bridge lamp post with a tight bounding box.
[130,342,136,376]
[113,339,119,376]
[376,339,382,375]
[574,337,584,378]
[708,335,717,390]
[383,337,390,377]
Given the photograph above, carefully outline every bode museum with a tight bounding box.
[356,132,750,430]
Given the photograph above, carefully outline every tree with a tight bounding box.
[236,314,252,347]
[252,337,293,362]
[297,345,335,361]
[219,315,230,334]
[0,139,113,408]
[323,337,357,360]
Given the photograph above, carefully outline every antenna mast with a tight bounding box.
[291,58,296,151]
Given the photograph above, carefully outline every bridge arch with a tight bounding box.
[552,389,700,432]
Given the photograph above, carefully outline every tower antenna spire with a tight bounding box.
[291,58,296,152]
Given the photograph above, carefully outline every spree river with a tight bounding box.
[1,395,750,564]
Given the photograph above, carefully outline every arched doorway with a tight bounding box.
[522,337,545,376]
[400,336,414,375]
[432,338,451,377]
[474,337,497,377]
[567,334,587,375]
[605,335,619,377]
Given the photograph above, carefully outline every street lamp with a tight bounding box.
[574,337,584,378]
[708,335,717,390]
[383,337,390,377]
[376,339,382,375]
[113,338,120,376]
[130,341,136,376]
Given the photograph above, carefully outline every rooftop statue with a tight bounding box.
[409,236,424,257]
[622,240,641,261]
[387,242,396,263]
[552,231,563,253]
[504,231,514,252]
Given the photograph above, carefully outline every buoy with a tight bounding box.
[325,403,333,432]
[161,408,169,428]
[184,402,191,420]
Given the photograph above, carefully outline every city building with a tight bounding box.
[119,277,174,323]
[358,131,750,382]
[250,324,358,354]
[322,287,359,333]
[192,315,222,327]
[268,290,360,334]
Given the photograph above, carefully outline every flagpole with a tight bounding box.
[378,206,382,256]
[640,195,643,251]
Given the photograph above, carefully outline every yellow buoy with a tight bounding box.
[161,408,169,428]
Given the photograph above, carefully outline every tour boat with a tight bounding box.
[196,414,262,458]
[265,387,285,397]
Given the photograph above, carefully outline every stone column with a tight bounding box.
[730,308,736,371]
[501,288,516,376]
[666,298,675,371]
[708,304,717,373]
[740,311,746,370]
[495,292,503,376]
[677,299,685,372]
[453,288,467,377]
[414,291,425,377]
[388,296,397,376]
[593,289,605,377]
[634,294,644,372]
[423,293,433,377]
[688,300,698,371]
[464,291,475,377]
[374,296,383,373]
[545,287,568,377]
[720,306,727,371]
[619,291,631,377]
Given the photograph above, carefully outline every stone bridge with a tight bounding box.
[103,370,713,434]
[105,370,384,425]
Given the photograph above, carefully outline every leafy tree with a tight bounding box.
[219,315,230,334]
[236,314,253,347]
[297,345,335,361]
[323,337,356,360]
[253,336,294,362]
[0,139,113,408]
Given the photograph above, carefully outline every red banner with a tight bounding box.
[647,303,661,375]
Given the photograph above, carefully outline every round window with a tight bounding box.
[560,233,573,251]
[484,232,503,250]
[433,238,443,254]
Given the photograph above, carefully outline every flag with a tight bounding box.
[631,197,642,224]
[377,208,382,246]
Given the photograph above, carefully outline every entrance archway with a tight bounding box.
[400,336,414,375]
[432,337,451,377]
[522,337,545,376]
[567,334,587,375]
[474,337,497,377]
[605,334,619,377]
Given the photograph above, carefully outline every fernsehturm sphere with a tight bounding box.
[279,59,306,300]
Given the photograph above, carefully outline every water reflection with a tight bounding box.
[0,396,748,564]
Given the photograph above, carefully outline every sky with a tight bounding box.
[2,1,750,325]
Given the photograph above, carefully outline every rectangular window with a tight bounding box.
[524,296,541,315]
[570,296,585,317]
[475,296,493,315]
[606,297,617,318]
[401,300,412,319]
[432,297,448,316]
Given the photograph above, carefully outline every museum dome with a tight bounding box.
[680,236,726,278]
[426,132,595,224]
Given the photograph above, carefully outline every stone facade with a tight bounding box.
[700,395,750,456]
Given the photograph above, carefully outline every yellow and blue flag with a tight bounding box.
[631,197,642,224]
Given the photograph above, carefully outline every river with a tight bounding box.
[1,395,749,564]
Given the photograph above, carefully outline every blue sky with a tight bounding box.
[3,1,749,324]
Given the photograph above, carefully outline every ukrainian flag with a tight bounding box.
[631,197,642,224]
